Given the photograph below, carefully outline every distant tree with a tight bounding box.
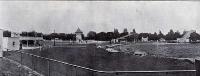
[174,31,182,39]
[43,34,52,40]
[120,28,129,37]
[114,28,119,34]
[96,32,107,41]
[3,30,11,37]
[190,32,200,41]
[125,28,138,42]
[20,32,28,36]
[106,32,115,41]
[28,31,35,37]
[154,32,159,40]
[66,34,76,40]
[43,33,76,40]
[50,33,59,39]
[149,32,159,41]
[59,33,66,40]
[138,33,149,40]
[123,28,128,34]
[158,30,164,39]
[182,30,187,37]
[132,29,136,34]
[127,33,139,42]
[21,31,43,37]
[87,31,97,40]
[114,28,120,38]
[165,29,175,40]
[36,33,43,37]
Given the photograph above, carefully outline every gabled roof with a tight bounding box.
[75,28,83,33]
[117,34,133,39]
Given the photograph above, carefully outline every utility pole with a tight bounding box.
[196,58,200,76]
[0,29,3,57]
[53,29,55,46]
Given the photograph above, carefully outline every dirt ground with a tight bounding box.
[0,57,41,76]
[2,42,197,76]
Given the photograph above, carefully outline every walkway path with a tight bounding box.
[0,57,43,76]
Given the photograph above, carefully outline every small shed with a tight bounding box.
[3,37,20,51]
[134,51,147,57]
[142,37,148,42]
[159,38,166,42]
[177,38,190,43]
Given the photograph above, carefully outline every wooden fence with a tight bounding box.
[4,50,198,76]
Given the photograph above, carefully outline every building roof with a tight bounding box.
[117,34,133,40]
[19,37,43,40]
[75,28,83,33]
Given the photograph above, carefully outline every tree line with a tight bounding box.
[42,28,200,42]
[3,31,43,37]
[3,29,200,42]
[43,33,76,40]
[86,29,200,42]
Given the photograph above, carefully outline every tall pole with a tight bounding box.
[0,29,3,57]
[53,29,55,46]
[196,58,200,76]
[47,60,51,76]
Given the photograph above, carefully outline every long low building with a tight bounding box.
[177,38,190,43]
[1,30,44,51]
[176,30,195,43]
[2,36,44,50]
[20,37,44,49]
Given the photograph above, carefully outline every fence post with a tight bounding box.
[32,55,35,70]
[75,67,77,76]
[195,58,200,76]
[47,60,50,76]
[19,52,23,76]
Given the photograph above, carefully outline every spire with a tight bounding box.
[75,27,83,33]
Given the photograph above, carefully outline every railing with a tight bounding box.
[4,50,197,76]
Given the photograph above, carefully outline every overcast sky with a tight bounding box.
[0,1,200,34]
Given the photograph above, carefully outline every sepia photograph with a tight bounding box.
[0,1,199,76]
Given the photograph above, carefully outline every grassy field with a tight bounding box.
[0,58,20,76]
[4,42,197,76]
[0,57,40,76]
[118,43,200,58]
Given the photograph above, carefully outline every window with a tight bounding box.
[13,42,15,46]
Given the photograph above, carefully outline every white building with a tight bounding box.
[2,31,21,51]
[177,30,195,43]
[0,29,45,57]
[75,28,83,43]
[142,37,148,42]
[3,37,20,51]
[134,51,147,57]
[177,38,190,43]
[159,38,166,42]
[20,37,43,49]
[111,39,119,43]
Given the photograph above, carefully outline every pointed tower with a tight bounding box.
[75,28,83,43]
